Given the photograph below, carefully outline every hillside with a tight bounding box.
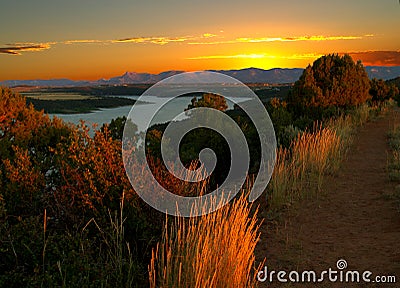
[387,76,400,89]
[2,66,400,87]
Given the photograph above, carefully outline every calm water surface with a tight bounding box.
[52,95,250,131]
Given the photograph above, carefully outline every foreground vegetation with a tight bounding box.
[268,102,393,210]
[1,54,400,287]
[387,112,400,211]
[145,54,399,287]
[149,194,261,288]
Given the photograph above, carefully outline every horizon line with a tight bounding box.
[2,65,400,82]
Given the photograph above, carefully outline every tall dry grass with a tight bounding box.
[147,102,392,287]
[82,192,138,287]
[269,125,343,208]
[387,109,400,181]
[149,194,261,288]
[267,103,381,209]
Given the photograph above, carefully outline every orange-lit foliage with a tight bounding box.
[0,87,163,286]
[1,87,69,216]
[3,146,45,212]
[146,157,209,197]
[269,97,287,109]
[0,87,56,146]
[51,122,138,220]
[49,119,207,223]
[289,54,371,109]
[0,87,162,285]
[186,93,228,112]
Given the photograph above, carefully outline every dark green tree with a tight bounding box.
[106,115,127,140]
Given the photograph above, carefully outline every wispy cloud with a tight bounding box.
[238,35,363,42]
[0,33,375,56]
[202,33,217,38]
[0,43,51,55]
[346,50,400,66]
[189,51,400,67]
[63,39,106,44]
[113,33,218,45]
[188,35,371,45]
[113,36,193,45]
[187,53,324,60]
[282,53,325,60]
[187,53,267,60]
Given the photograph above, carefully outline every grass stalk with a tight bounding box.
[149,193,262,288]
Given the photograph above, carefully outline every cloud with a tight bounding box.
[113,36,193,45]
[0,33,216,55]
[1,34,379,60]
[0,43,51,55]
[282,53,325,60]
[202,33,217,38]
[187,53,268,60]
[187,40,235,45]
[113,33,218,45]
[189,51,400,67]
[63,33,368,47]
[63,39,106,44]
[187,53,324,60]
[345,51,400,66]
[238,35,363,42]
[188,35,369,45]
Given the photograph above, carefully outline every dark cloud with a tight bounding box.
[346,51,400,66]
[0,44,51,55]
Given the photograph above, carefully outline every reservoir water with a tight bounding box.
[51,95,251,131]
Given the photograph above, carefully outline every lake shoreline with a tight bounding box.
[26,96,137,114]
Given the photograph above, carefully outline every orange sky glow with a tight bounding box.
[0,0,399,81]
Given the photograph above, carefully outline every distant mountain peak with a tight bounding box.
[1,66,400,87]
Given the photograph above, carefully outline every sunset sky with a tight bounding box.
[0,0,399,80]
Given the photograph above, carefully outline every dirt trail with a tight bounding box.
[256,111,400,287]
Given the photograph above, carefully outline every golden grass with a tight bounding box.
[269,147,295,207]
[293,124,342,189]
[149,193,262,288]
[387,109,400,181]
[147,102,391,287]
[267,103,382,210]
[269,125,343,208]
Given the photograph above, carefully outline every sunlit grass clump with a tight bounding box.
[149,194,261,288]
[387,109,400,181]
[267,103,385,209]
[269,124,343,208]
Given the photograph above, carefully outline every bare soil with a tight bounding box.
[256,111,400,287]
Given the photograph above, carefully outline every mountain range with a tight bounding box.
[1,66,400,87]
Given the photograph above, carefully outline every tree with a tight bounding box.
[106,116,127,140]
[185,93,228,112]
[288,54,371,112]
[369,78,399,102]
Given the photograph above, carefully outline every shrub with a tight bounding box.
[288,54,371,116]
